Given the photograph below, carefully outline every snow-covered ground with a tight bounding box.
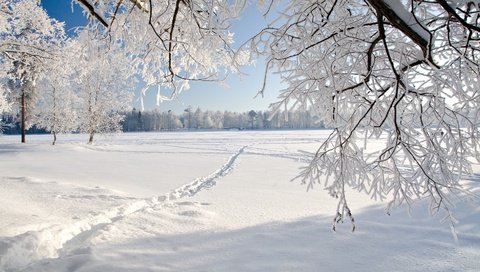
[0,131,479,271]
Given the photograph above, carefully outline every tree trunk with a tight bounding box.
[21,90,26,143]
[52,88,57,146]
[88,132,94,144]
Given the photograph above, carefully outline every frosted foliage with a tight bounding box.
[0,86,9,114]
[34,42,80,140]
[0,3,7,33]
[0,0,65,68]
[72,30,134,143]
[80,0,249,105]
[0,0,65,131]
[0,64,9,115]
[249,0,480,229]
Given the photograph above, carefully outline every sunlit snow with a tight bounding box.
[0,131,479,271]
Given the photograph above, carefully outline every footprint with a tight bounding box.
[176,201,195,206]
[177,210,202,217]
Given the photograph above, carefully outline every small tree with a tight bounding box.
[0,84,10,131]
[34,40,82,145]
[35,81,79,145]
[72,30,134,144]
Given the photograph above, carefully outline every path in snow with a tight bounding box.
[0,145,248,270]
[22,150,480,272]
[0,133,395,270]
[2,131,479,272]
[166,145,248,200]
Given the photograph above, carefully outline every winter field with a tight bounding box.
[0,130,479,271]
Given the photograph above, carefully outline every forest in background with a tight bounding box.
[1,107,324,134]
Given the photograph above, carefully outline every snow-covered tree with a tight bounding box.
[0,4,12,126]
[247,0,480,230]
[248,110,257,129]
[192,107,203,128]
[0,86,9,113]
[203,110,215,129]
[34,41,80,145]
[73,30,134,144]
[0,84,10,131]
[212,110,224,128]
[0,0,65,142]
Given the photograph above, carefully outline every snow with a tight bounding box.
[383,0,430,43]
[0,131,479,271]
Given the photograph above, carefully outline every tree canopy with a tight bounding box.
[242,0,480,230]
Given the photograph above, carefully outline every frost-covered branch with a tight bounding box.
[74,0,248,100]
[367,0,431,57]
[251,0,480,229]
[75,0,109,27]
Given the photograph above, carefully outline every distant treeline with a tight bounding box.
[1,108,324,134]
[122,108,324,131]
[1,115,48,135]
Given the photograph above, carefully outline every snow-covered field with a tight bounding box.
[0,130,479,272]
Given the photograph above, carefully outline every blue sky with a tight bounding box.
[40,1,283,113]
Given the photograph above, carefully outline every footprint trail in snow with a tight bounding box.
[0,145,248,271]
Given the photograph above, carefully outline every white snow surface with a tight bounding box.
[0,131,479,271]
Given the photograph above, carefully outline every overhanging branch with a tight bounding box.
[75,0,148,28]
[367,0,430,57]
[75,0,109,27]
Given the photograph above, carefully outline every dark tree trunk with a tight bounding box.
[52,131,57,145]
[21,90,26,143]
[88,132,94,144]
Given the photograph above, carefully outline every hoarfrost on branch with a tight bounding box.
[246,0,480,230]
